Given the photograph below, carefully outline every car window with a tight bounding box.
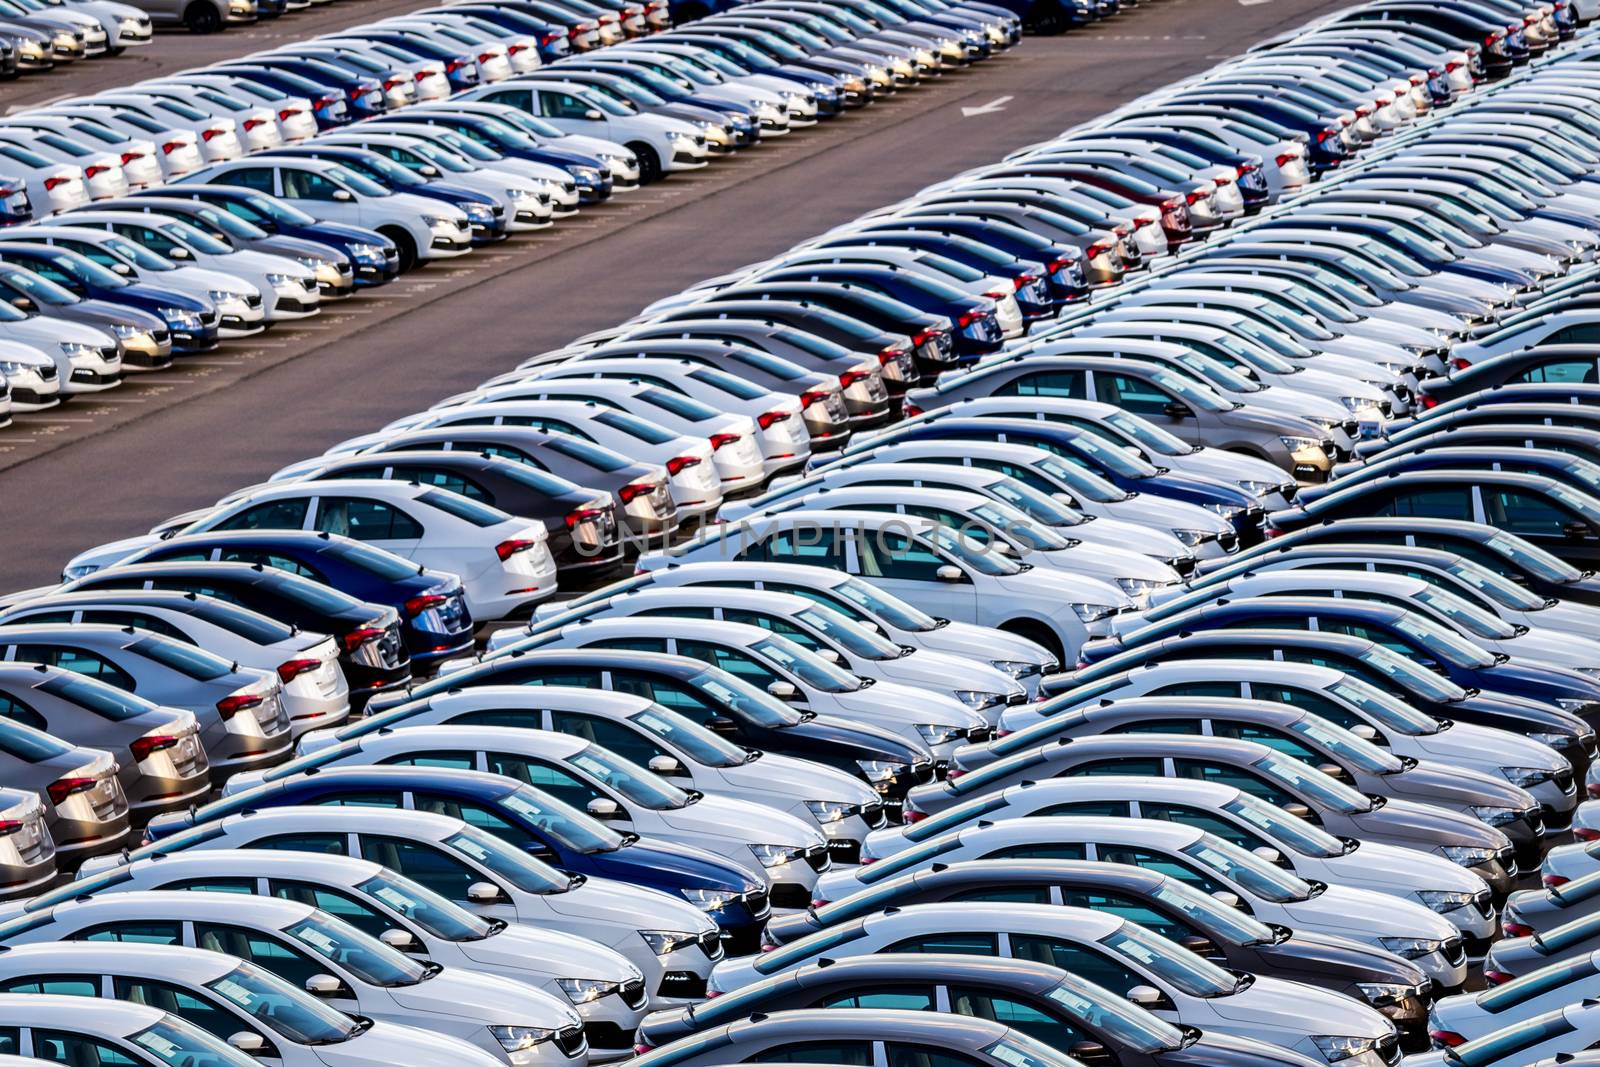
[1059,890,1197,941]
[0,691,44,731]
[951,988,1085,1050]
[193,924,325,989]
[753,527,849,568]
[315,497,424,541]
[384,466,489,502]
[676,640,777,687]
[213,168,276,193]
[0,976,98,996]
[382,752,475,770]
[749,1042,874,1065]
[988,843,1088,860]
[1035,801,1129,818]
[270,881,392,939]
[1099,846,1224,895]
[214,499,311,532]
[113,977,239,1043]
[10,646,135,691]
[1518,359,1596,384]
[888,1046,990,1067]
[214,550,319,580]
[32,1031,143,1067]
[249,833,348,855]
[164,878,254,894]
[359,836,479,898]
[857,529,949,582]
[886,932,999,954]
[1010,936,1146,998]
[548,710,666,766]
[1070,758,1165,777]
[1002,370,1086,399]
[1142,802,1268,851]
[1371,487,1472,520]
[76,611,189,643]
[1094,372,1171,415]
[1171,759,1291,805]
[819,987,935,1010]
[279,168,347,201]
[489,755,602,808]
[410,794,541,852]
[75,921,182,945]
[1207,722,1320,764]
[1481,489,1575,536]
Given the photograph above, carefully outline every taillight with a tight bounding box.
[446,58,465,73]
[508,43,527,55]
[619,481,654,503]
[956,308,983,329]
[1265,526,1285,540]
[131,733,180,761]
[1046,256,1074,274]
[947,767,966,780]
[1161,197,1183,214]
[43,176,70,191]
[47,776,97,805]
[799,388,832,409]
[1586,781,1600,798]
[161,140,184,154]
[666,454,701,476]
[902,400,923,418]
[279,107,300,120]
[276,658,321,683]
[404,594,448,617]
[201,127,224,141]
[904,808,927,824]
[839,370,871,388]
[383,77,405,91]
[709,433,740,451]
[495,538,539,561]
[565,507,603,528]
[1421,394,1440,410]
[242,118,267,131]
[340,627,385,653]
[1430,1031,1466,1048]
[216,692,264,719]
[541,31,562,45]
[877,346,906,366]
[1185,188,1206,205]
[1085,240,1113,259]
[314,93,339,110]
[84,165,109,179]
[1502,920,1534,937]
[910,328,936,348]
[1484,970,1515,986]
[413,70,431,81]
[633,1046,654,1056]
[121,150,145,164]
[1275,152,1296,168]
[1451,356,1471,371]
[1236,162,1256,176]
[757,409,790,430]
[1012,273,1039,291]
[1543,874,1570,888]
[478,52,495,63]
[1575,826,1600,841]
[860,855,878,865]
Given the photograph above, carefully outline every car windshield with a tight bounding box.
[984,478,1084,527]
[419,488,512,528]
[1549,480,1600,525]
[158,220,232,256]
[983,1033,1080,1067]
[1391,614,1494,668]
[795,604,901,659]
[1046,972,1183,1053]
[1254,751,1370,813]
[1413,586,1516,640]
[36,671,157,721]
[570,743,692,809]
[629,705,750,768]
[1151,878,1275,945]
[1287,715,1403,774]
[1103,411,1192,457]
[189,204,267,241]
[2,267,77,305]
[1222,795,1344,858]
[207,961,361,1044]
[1327,678,1440,734]
[593,410,678,445]
[499,784,628,852]
[833,576,939,632]
[105,235,175,272]
[42,251,127,289]
[1444,559,1549,612]
[1484,531,1583,583]
[752,635,859,692]
[1100,920,1237,997]
[1180,834,1312,904]
[237,191,318,227]
[443,827,572,893]
[326,540,419,582]
[323,164,389,198]
[924,524,1020,576]
[405,140,475,174]
[1357,645,1466,702]
[131,1017,260,1067]
[1449,1013,1577,1067]
[1070,433,1161,478]
[639,386,720,422]
[691,668,802,727]
[357,869,494,941]
[284,912,429,986]
[582,88,637,116]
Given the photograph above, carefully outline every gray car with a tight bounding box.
[0,662,209,821]
[0,624,291,781]
[1502,870,1600,939]
[1483,909,1600,985]
[0,262,172,372]
[0,718,128,864]
[0,787,55,900]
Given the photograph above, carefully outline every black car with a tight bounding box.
[1300,447,1600,509]
[61,561,411,697]
[1419,345,1600,408]
[369,648,935,827]
[1336,425,1600,482]
[297,451,625,581]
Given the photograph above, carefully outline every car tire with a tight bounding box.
[184,1,222,32]
[381,227,418,272]
[631,143,663,184]
[106,44,125,56]
[1000,620,1063,668]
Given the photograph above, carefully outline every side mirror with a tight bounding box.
[379,928,419,951]
[467,881,504,904]
[586,796,622,819]
[648,754,685,777]
[706,715,737,734]
[420,165,439,177]
[1349,724,1379,742]
[766,680,799,700]
[1069,1042,1112,1066]
[817,648,844,665]
[9,296,31,311]
[1316,762,1346,781]
[1563,521,1595,540]
[227,1033,267,1056]
[112,262,133,276]
[168,246,190,260]
[584,108,604,120]
[1252,846,1284,867]
[1180,934,1218,958]
[1162,401,1193,419]
[935,564,964,583]
[1282,802,1312,820]
[304,974,343,997]
[1125,985,1162,1007]
[1211,890,1242,909]
[331,189,355,202]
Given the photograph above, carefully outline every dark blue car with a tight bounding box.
[121,529,475,666]
[810,230,1066,319]
[420,5,572,62]
[859,215,1089,304]
[367,112,612,204]
[757,264,1004,359]
[141,185,400,288]
[208,66,354,129]
[142,764,775,953]
[239,56,389,120]
[334,30,484,93]
[0,241,220,352]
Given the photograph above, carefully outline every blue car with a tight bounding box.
[808,229,1067,319]
[140,185,400,288]
[0,241,220,353]
[419,4,573,62]
[142,763,775,953]
[851,415,1265,542]
[334,30,484,93]
[757,264,1005,359]
[209,66,354,129]
[369,111,612,204]
[120,529,475,666]
[1080,594,1600,721]
[858,215,1089,304]
[242,56,389,120]
[259,145,509,246]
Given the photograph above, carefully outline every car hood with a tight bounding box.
[1070,515,1190,560]
[543,875,717,936]
[118,281,209,310]
[1273,883,1458,942]
[655,794,823,848]
[386,967,580,1028]
[168,263,262,297]
[2,316,116,347]
[455,923,639,983]
[1349,797,1511,849]
[871,647,1024,699]
[63,533,161,578]
[1499,632,1600,671]
[1208,973,1394,1039]
[1259,928,1430,986]
[713,752,879,806]
[71,300,166,331]
[1410,721,1567,776]
[588,836,764,893]
[321,1021,506,1067]
[1367,760,1535,812]
[1320,839,1490,895]
[829,680,987,731]
[1169,1033,1324,1067]
[987,566,1132,607]
[924,620,1056,667]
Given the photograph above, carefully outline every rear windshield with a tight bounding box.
[38,672,155,722]
[0,720,74,761]
[131,635,233,680]
[418,489,511,528]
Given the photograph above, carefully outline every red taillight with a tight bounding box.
[216,692,264,719]
[910,328,937,348]
[508,43,527,55]
[947,767,967,780]
[1575,826,1600,841]
[84,165,109,180]
[709,432,740,451]
[130,734,180,761]
[568,24,587,38]
[1503,921,1535,937]
[1544,874,1570,888]
[633,1045,654,1055]
[902,400,923,418]
[1354,104,1373,117]
[43,176,70,192]
[839,370,871,388]
[1421,394,1440,410]
[957,310,979,329]
[495,538,539,561]
[860,855,877,865]
[1237,162,1256,176]
[800,388,832,409]
[276,658,321,683]
[1275,152,1296,168]
[242,118,267,131]
[1185,189,1205,205]
[1265,526,1285,540]
[1484,970,1515,986]
[1430,1031,1467,1048]
[565,507,603,529]
[1013,273,1039,291]
[1446,59,1463,71]
[1316,128,1335,143]
[340,627,385,653]
[619,481,654,504]
[47,776,97,805]
[0,820,22,834]
[904,808,927,824]
[383,77,405,91]
[279,107,300,120]
[121,150,145,164]
[478,52,494,63]
[877,346,906,366]
[757,409,791,430]
[541,31,563,44]
[161,140,184,155]
[314,93,340,109]
[1485,31,1501,45]
[1451,356,1471,371]
[202,127,224,141]
[1085,240,1113,259]
[446,58,465,73]
[1586,781,1600,799]
[404,594,448,617]
[1046,256,1074,274]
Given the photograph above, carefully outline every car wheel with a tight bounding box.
[631,143,663,184]
[381,227,417,272]
[184,1,222,32]
[999,620,1063,667]
[106,45,125,56]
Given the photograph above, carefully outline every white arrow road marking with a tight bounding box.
[961,94,1014,117]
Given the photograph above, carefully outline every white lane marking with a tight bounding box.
[961,94,1014,117]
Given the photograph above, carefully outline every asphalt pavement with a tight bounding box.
[0,0,1359,593]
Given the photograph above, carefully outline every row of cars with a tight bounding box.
[0,0,1022,427]
[9,5,1600,1067]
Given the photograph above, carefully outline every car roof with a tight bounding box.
[0,940,238,981]
[0,994,162,1035]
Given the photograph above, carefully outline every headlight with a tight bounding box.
[1417,890,1474,913]
[1471,805,1523,826]
[1528,731,1579,748]
[952,690,1004,711]
[1069,602,1118,623]
[420,214,451,228]
[556,977,616,1004]
[1356,982,1413,1007]
[58,342,100,357]
[508,187,538,201]
[571,166,602,182]
[264,272,297,287]
[990,659,1037,678]
[295,256,321,270]
[1557,698,1597,713]
[348,243,384,263]
[915,723,962,745]
[1441,845,1496,867]
[855,759,904,784]
[62,564,97,581]
[1376,936,1442,960]
[1115,578,1164,598]
[805,799,854,824]
[1203,502,1243,519]
[208,289,245,306]
[159,307,201,329]
[681,887,737,911]
[109,323,142,339]
[463,203,494,223]
[1279,435,1325,452]
[1171,528,1211,547]
[0,360,29,375]
[1340,396,1379,413]
[1236,480,1280,496]
[1501,766,1553,787]
[749,842,801,868]
[1311,1035,1378,1063]
[489,1025,555,1053]
[639,930,702,955]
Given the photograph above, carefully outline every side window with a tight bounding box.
[112,977,242,1043]
[1482,489,1576,536]
[214,549,318,580]
[949,988,1085,1050]
[718,610,818,649]
[677,640,776,687]
[194,924,327,989]
[1107,719,1203,737]
[0,1028,13,1056]
[1250,685,1361,731]
[514,668,603,689]
[212,167,275,193]
[857,530,951,582]
[249,833,349,855]
[1172,759,1294,806]
[30,1032,142,1067]
[1098,846,1223,894]
[74,922,182,945]
[948,886,1055,904]
[756,528,848,568]
[213,499,311,532]
[0,976,97,996]
[549,711,664,766]
[591,638,670,654]
[411,794,542,852]
[1068,758,1166,777]
[487,755,602,809]
[1371,487,1473,521]
[885,932,998,954]
[1149,681,1240,699]
[164,878,255,894]
[10,646,135,691]
[279,168,345,201]
[889,1047,991,1067]
[1059,890,1198,941]
[1004,369,1086,398]
[380,752,476,771]
[270,881,392,938]
[311,793,402,809]
[1207,721,1320,764]
[611,674,719,722]
[1010,936,1147,997]
[481,88,533,110]
[315,497,424,541]
[818,987,935,1010]
[1520,359,1597,384]
[1141,803,1266,851]
[749,1042,874,1065]
[1034,801,1129,818]
[540,90,595,119]
[1094,372,1172,415]
[0,692,45,731]
[78,611,189,643]
[387,467,489,502]
[987,843,1087,860]
[358,837,479,897]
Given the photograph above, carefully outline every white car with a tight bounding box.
[77,804,723,1007]
[50,848,650,1061]
[88,93,244,162]
[182,73,318,143]
[0,942,503,1067]
[355,122,580,215]
[0,114,163,191]
[0,891,587,1067]
[0,141,87,216]
[1403,1001,1600,1067]
[1426,951,1600,1047]
[1539,837,1600,888]
[137,81,284,154]
[489,616,989,761]
[496,587,1025,714]
[312,685,886,859]
[640,507,1134,666]
[0,130,128,203]
[709,901,1401,1067]
[0,293,121,396]
[287,725,830,908]
[49,104,205,180]
[0,340,61,412]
